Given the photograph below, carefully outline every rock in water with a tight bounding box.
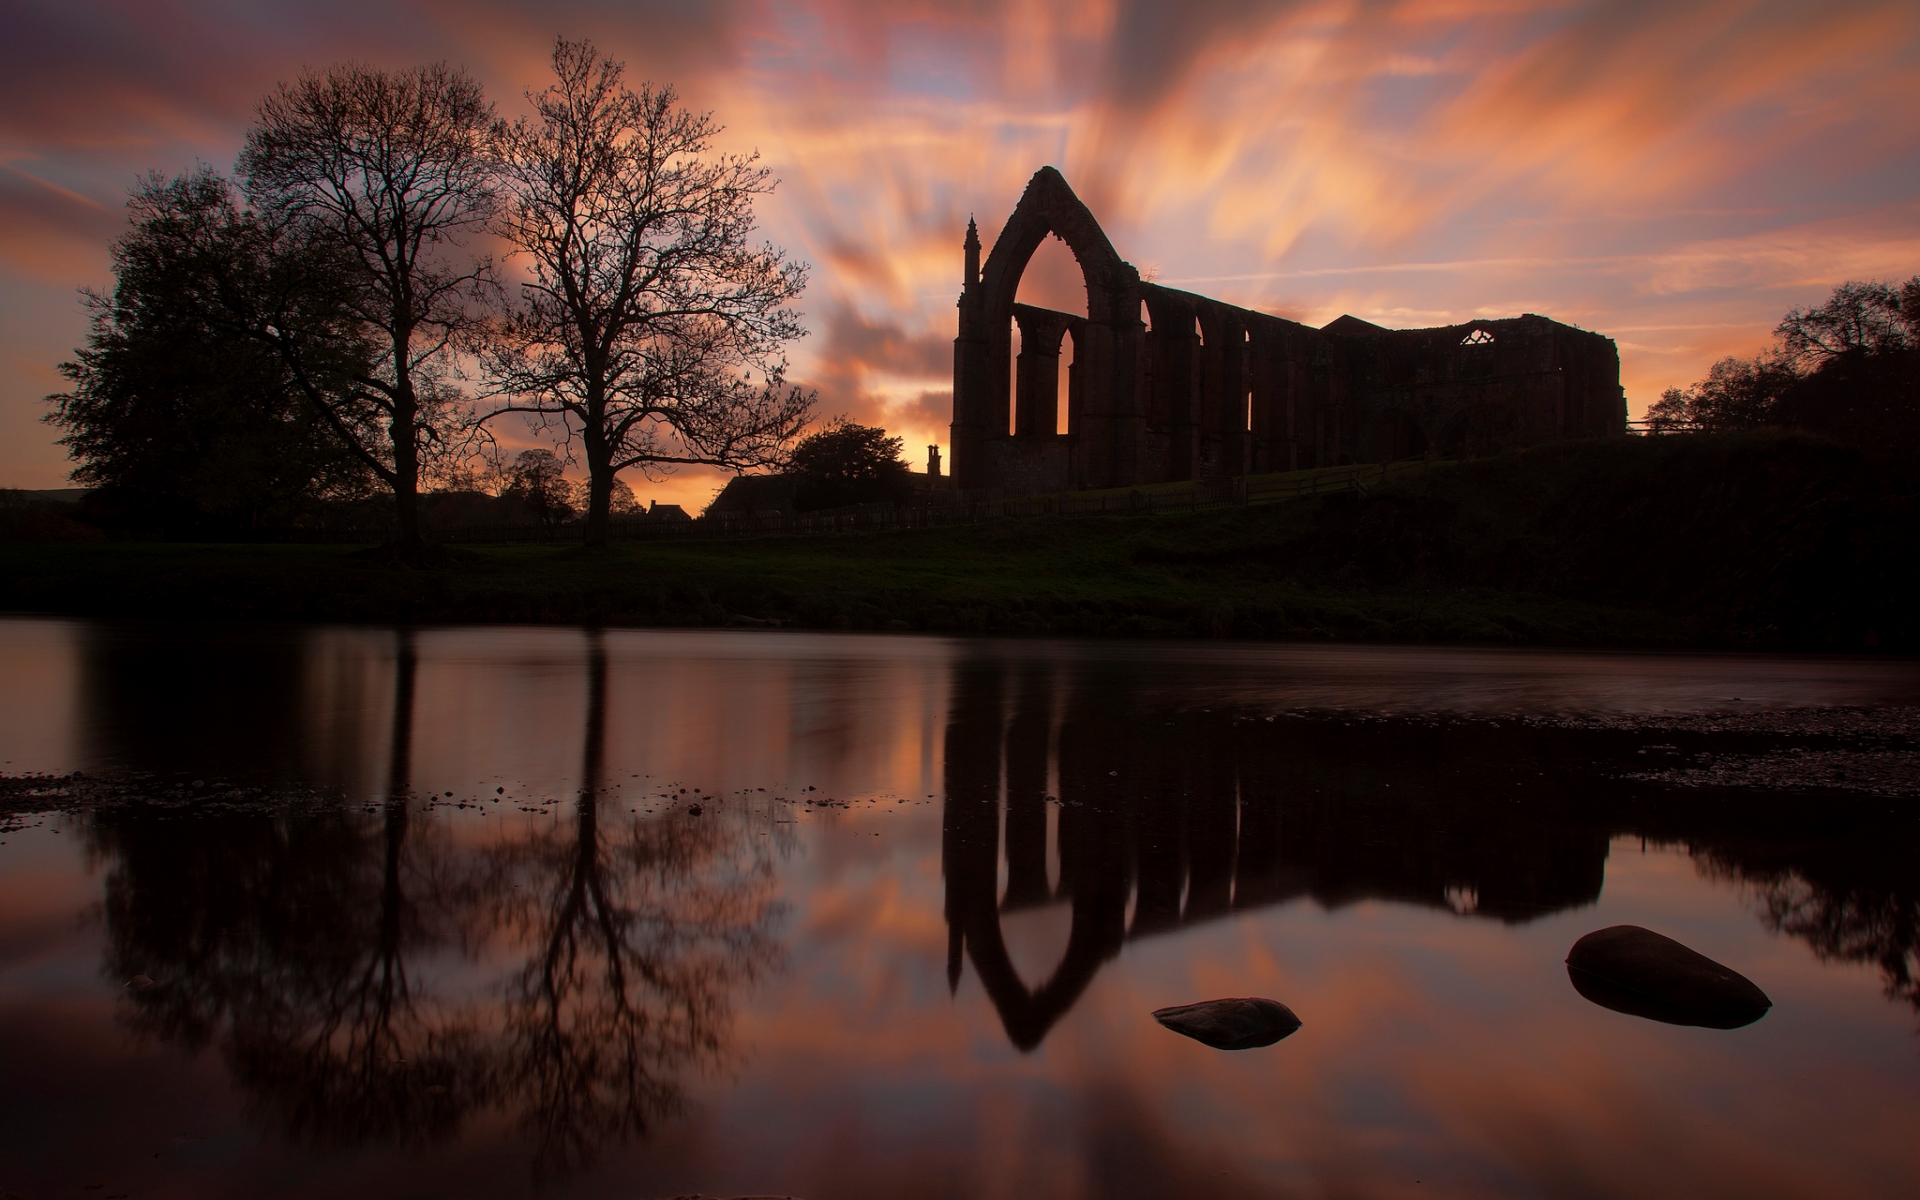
[1566,925,1771,1029]
[1152,997,1302,1049]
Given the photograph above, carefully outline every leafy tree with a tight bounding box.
[1647,351,1799,432]
[0,489,101,541]
[1772,278,1920,451]
[502,448,577,525]
[787,419,914,511]
[570,476,642,516]
[238,62,500,549]
[1654,276,1920,452]
[45,170,375,534]
[487,39,814,547]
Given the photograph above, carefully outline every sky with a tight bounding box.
[4,0,1918,511]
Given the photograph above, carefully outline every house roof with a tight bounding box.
[704,474,798,516]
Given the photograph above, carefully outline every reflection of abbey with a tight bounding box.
[951,168,1627,491]
[938,657,1615,1052]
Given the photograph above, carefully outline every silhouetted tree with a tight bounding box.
[569,476,643,516]
[1776,279,1919,367]
[239,62,501,550]
[1653,277,1920,452]
[1773,277,1920,452]
[787,419,915,511]
[45,170,376,534]
[486,38,814,546]
[502,448,577,526]
[1647,351,1799,432]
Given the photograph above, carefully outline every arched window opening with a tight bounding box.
[1014,232,1087,318]
[1058,332,1073,436]
[1459,326,1496,378]
[1009,314,1020,435]
[1242,329,1253,432]
[1195,315,1204,345]
[1140,299,1152,331]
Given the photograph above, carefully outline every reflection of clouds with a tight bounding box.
[26,627,1920,1194]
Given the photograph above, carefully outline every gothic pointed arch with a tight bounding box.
[976,167,1135,328]
[953,167,1145,489]
[950,165,1625,490]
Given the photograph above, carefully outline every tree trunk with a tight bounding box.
[390,354,423,548]
[384,316,426,545]
[583,426,613,548]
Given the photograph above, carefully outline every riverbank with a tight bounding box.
[2,433,1912,648]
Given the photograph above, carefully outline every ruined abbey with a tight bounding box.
[950,167,1627,491]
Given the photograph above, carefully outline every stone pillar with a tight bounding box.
[1013,305,1067,438]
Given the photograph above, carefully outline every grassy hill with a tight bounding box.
[3,433,1913,648]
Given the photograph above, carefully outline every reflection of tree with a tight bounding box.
[1697,830,1920,1018]
[1755,878,1919,1012]
[495,802,780,1178]
[78,622,311,780]
[488,634,785,1180]
[98,800,485,1148]
[100,631,484,1150]
[93,628,784,1181]
[218,631,492,1149]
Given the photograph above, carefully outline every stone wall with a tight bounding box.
[952,168,1627,492]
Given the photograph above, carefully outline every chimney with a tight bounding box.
[928,445,943,478]
[963,216,980,290]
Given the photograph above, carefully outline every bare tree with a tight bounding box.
[1775,279,1918,369]
[488,39,814,546]
[239,62,499,549]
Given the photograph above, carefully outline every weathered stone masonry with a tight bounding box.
[951,167,1627,491]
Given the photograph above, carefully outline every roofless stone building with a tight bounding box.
[950,167,1626,491]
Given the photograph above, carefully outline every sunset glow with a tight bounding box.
[4,0,1917,508]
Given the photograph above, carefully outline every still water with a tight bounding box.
[1,619,1917,1199]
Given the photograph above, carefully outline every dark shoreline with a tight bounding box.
[4,432,1914,651]
[0,533,1700,647]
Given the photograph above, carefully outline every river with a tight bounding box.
[2,619,1917,1199]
